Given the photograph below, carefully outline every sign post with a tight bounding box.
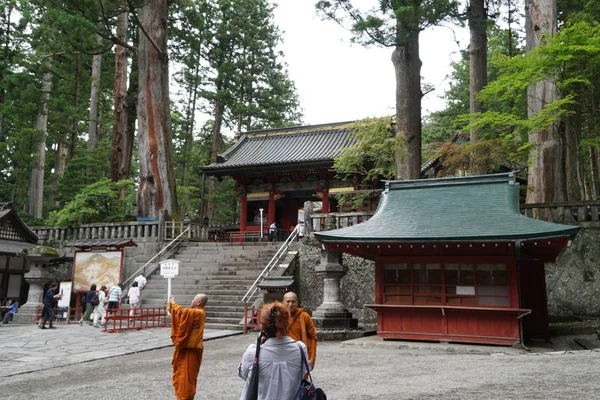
[159,259,180,312]
[259,208,264,241]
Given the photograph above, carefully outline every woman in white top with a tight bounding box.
[128,281,141,320]
[238,301,308,400]
[92,286,107,328]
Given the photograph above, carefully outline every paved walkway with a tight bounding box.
[2,321,599,379]
[0,323,241,378]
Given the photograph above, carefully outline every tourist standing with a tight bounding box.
[40,283,62,329]
[269,222,277,242]
[238,301,308,400]
[168,294,208,400]
[283,291,317,370]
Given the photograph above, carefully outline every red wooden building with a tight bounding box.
[314,173,579,346]
[202,122,380,239]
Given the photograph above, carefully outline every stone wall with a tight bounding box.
[546,222,600,318]
[295,224,600,326]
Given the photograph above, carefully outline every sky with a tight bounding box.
[271,1,470,126]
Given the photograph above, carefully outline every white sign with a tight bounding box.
[160,259,180,278]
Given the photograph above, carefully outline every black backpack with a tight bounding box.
[90,292,100,306]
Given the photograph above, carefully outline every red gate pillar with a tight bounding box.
[321,189,329,213]
[240,193,248,231]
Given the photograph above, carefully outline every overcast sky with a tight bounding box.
[271,1,470,126]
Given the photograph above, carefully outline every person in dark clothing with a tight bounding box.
[40,283,62,329]
[79,284,97,326]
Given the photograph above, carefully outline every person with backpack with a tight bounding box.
[79,284,97,326]
[92,285,107,328]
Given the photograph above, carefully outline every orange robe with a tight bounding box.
[288,307,317,365]
[170,303,206,400]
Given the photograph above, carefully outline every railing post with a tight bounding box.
[158,209,168,242]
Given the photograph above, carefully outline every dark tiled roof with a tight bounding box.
[315,173,580,243]
[69,239,137,248]
[202,122,357,173]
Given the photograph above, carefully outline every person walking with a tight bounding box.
[283,292,317,370]
[92,285,107,328]
[107,283,122,310]
[168,294,208,400]
[133,274,147,306]
[238,301,309,400]
[79,284,97,326]
[128,281,141,322]
[40,283,62,329]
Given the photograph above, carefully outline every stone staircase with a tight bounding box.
[140,241,284,330]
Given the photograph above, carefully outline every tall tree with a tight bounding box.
[111,8,132,185]
[136,0,178,219]
[316,0,458,180]
[468,0,488,174]
[28,66,53,219]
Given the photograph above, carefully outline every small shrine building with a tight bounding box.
[202,122,380,238]
[314,173,580,346]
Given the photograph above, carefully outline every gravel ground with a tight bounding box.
[2,333,600,399]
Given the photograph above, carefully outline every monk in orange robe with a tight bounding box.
[283,291,317,369]
[168,294,208,400]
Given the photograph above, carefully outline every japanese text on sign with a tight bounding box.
[160,260,180,278]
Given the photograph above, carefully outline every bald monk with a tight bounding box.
[283,291,317,369]
[168,294,208,400]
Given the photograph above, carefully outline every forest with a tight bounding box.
[0,0,599,228]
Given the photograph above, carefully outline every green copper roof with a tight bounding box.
[314,173,580,243]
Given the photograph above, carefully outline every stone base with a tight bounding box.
[316,328,370,341]
[11,306,38,324]
[313,316,358,329]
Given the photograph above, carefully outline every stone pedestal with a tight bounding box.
[14,262,52,323]
[312,250,358,329]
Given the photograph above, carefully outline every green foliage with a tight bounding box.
[333,117,402,182]
[206,177,237,225]
[47,178,136,227]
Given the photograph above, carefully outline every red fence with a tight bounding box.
[104,307,168,332]
[243,306,261,334]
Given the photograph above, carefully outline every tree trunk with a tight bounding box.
[564,104,585,201]
[206,98,225,220]
[111,10,131,184]
[68,56,82,160]
[126,30,139,166]
[469,0,487,174]
[136,0,178,219]
[525,0,565,204]
[392,29,422,180]
[87,48,102,151]
[28,70,53,219]
[589,146,600,199]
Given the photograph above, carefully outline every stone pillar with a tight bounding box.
[303,201,313,235]
[14,261,52,323]
[312,249,358,329]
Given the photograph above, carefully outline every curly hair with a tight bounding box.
[260,301,290,339]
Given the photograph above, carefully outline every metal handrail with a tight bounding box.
[241,229,299,303]
[121,227,191,287]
